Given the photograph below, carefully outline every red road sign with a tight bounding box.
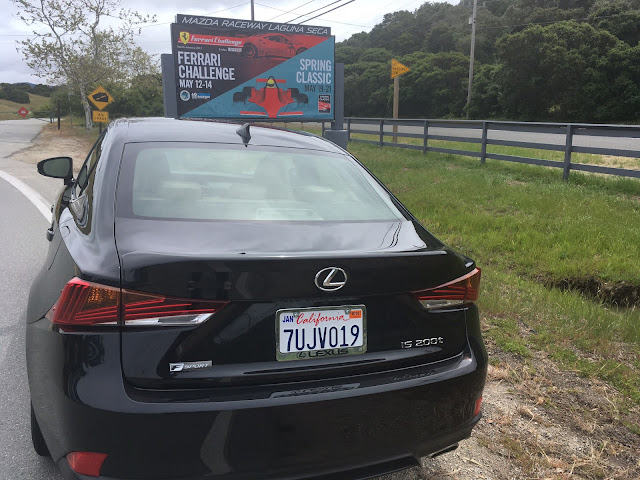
[18,107,29,118]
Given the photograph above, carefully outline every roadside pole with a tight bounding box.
[68,85,73,126]
[393,76,399,143]
[391,59,410,144]
[466,0,478,119]
[324,63,348,150]
[161,54,178,119]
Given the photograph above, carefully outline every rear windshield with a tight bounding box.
[116,142,404,222]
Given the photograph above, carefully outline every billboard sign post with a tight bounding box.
[170,15,334,121]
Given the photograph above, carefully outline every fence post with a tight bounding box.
[347,118,351,142]
[379,118,384,147]
[423,120,428,154]
[481,121,488,164]
[322,121,326,136]
[563,124,574,181]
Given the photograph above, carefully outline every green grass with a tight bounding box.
[347,130,640,170]
[353,142,640,284]
[338,140,640,405]
[0,94,51,120]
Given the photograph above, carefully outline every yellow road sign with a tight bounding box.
[88,86,113,110]
[391,59,410,79]
[92,110,109,123]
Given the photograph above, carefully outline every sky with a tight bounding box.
[0,0,458,84]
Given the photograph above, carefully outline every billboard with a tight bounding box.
[171,15,335,120]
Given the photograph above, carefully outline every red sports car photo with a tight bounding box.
[241,34,326,59]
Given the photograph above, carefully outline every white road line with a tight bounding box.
[0,170,51,223]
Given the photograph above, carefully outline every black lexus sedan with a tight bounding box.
[27,118,486,480]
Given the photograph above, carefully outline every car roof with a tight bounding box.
[114,117,341,153]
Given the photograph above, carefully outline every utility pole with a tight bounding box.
[466,0,478,119]
[251,0,255,20]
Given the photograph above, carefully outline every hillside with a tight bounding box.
[338,0,640,122]
[0,94,51,121]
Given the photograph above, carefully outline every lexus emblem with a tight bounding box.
[315,267,347,292]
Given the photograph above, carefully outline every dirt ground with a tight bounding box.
[15,123,640,480]
[414,336,640,480]
[381,333,640,480]
[11,122,96,172]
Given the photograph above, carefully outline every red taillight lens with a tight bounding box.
[46,278,119,326]
[66,451,107,477]
[46,277,228,327]
[413,268,481,309]
[474,396,483,416]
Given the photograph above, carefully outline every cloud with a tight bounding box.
[0,0,458,83]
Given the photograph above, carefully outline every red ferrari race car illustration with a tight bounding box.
[241,34,324,59]
[232,77,309,118]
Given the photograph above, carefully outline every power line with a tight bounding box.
[286,0,346,24]
[340,0,421,37]
[256,2,369,27]
[138,2,250,30]
[264,0,317,21]
[481,13,633,30]
[302,17,369,28]
[299,0,356,24]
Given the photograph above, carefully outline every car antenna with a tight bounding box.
[236,123,251,147]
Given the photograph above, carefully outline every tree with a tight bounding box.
[0,84,31,103]
[13,0,156,130]
[344,61,391,117]
[588,1,640,45]
[495,21,620,120]
[107,73,164,117]
[468,64,504,119]
[398,51,469,118]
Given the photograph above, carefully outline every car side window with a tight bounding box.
[70,131,107,226]
[74,132,105,200]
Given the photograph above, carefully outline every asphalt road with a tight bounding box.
[345,121,640,151]
[0,119,63,479]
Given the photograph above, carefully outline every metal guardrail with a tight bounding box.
[322,118,640,181]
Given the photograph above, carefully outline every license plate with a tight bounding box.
[276,305,367,361]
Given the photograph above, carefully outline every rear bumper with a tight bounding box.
[28,319,487,480]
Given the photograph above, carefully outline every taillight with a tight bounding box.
[46,278,228,327]
[45,278,119,326]
[412,268,481,310]
[66,452,107,477]
[474,396,483,416]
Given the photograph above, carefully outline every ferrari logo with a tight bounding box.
[179,32,190,45]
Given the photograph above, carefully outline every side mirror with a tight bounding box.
[37,157,73,185]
